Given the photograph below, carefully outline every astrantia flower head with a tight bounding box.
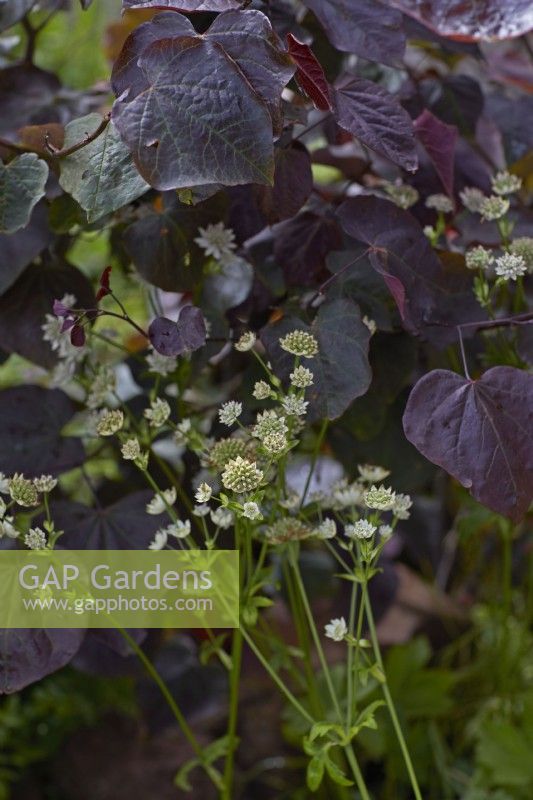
[460,187,486,213]
[252,380,274,400]
[121,438,141,461]
[392,493,412,520]
[96,409,124,437]
[465,246,494,271]
[222,457,263,494]
[242,501,262,521]
[290,365,313,388]
[480,195,510,221]
[86,366,116,410]
[9,474,39,507]
[33,475,57,493]
[491,170,522,196]
[195,482,212,503]
[234,331,256,352]
[24,527,47,551]
[144,398,170,428]
[194,222,236,262]
[252,410,288,440]
[262,431,288,455]
[316,518,337,539]
[495,252,527,281]
[364,484,396,511]
[279,330,318,358]
[509,237,533,272]
[265,518,312,544]
[281,396,308,417]
[324,617,348,642]
[193,504,210,517]
[167,520,191,539]
[425,194,453,213]
[345,520,376,540]
[358,464,390,483]
[379,524,393,540]
[333,481,364,508]
[146,348,178,377]
[0,473,9,494]
[208,437,255,471]
[149,530,168,550]
[219,401,242,427]
[210,507,234,529]
[174,418,192,446]
[146,488,177,516]
[383,181,419,210]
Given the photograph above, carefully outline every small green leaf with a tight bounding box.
[0,153,48,234]
[306,755,325,791]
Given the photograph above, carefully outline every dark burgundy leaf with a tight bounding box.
[0,386,85,477]
[302,0,405,66]
[70,324,86,347]
[112,10,294,190]
[0,203,51,296]
[95,265,112,302]
[332,76,418,172]
[149,306,206,356]
[261,298,371,420]
[337,196,481,334]
[286,34,332,111]
[389,0,533,41]
[53,492,165,549]
[0,260,94,367]
[274,211,342,286]
[0,629,85,694]
[427,75,484,136]
[0,65,62,138]
[414,109,458,197]
[403,367,533,523]
[122,0,241,10]
[254,142,313,224]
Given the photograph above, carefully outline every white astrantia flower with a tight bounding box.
[252,381,273,400]
[362,316,377,336]
[345,520,376,540]
[510,237,533,272]
[167,520,191,539]
[0,498,5,518]
[379,524,393,540]
[194,222,236,262]
[0,516,18,538]
[495,253,527,281]
[316,518,337,539]
[280,491,300,510]
[234,331,256,352]
[465,246,494,271]
[86,366,116,410]
[96,409,124,437]
[121,438,142,461]
[210,507,234,529]
[193,504,211,517]
[480,195,509,221]
[149,529,168,550]
[460,186,486,213]
[364,485,396,511]
[290,365,313,388]
[392,493,412,520]
[252,410,288,440]
[144,398,171,428]
[383,181,419,210]
[262,431,287,455]
[9,474,39,507]
[33,475,57,493]
[222,457,263,494]
[425,194,454,213]
[281,396,308,417]
[219,401,242,427]
[324,617,348,642]
[0,473,10,494]
[146,347,178,377]
[242,501,262,521]
[174,418,192,445]
[195,482,212,503]
[279,330,319,358]
[146,488,177,515]
[491,170,522,196]
[24,527,47,551]
[358,464,390,483]
[333,482,364,508]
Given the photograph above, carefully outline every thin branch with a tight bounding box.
[45,114,111,158]
[457,326,471,380]
[457,311,533,332]
[307,247,371,306]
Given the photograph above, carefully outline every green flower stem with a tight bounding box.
[300,418,328,509]
[117,627,223,792]
[222,624,243,799]
[362,586,422,800]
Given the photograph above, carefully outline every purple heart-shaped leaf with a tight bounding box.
[148,306,206,356]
